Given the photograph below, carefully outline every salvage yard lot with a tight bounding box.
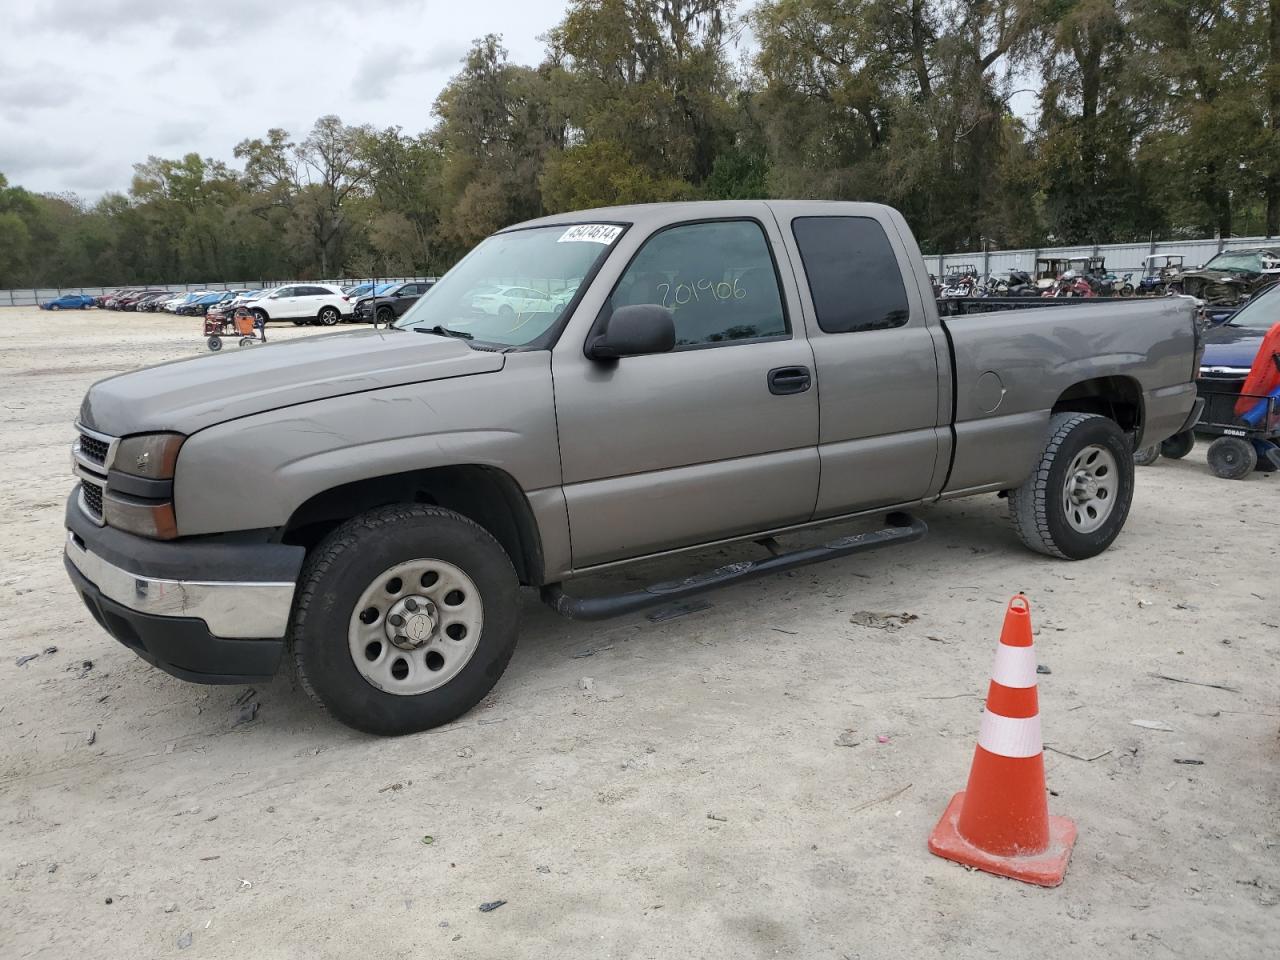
[0,306,1276,959]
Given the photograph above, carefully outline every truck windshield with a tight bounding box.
[1202,251,1265,273]
[1224,283,1280,331]
[395,223,624,346]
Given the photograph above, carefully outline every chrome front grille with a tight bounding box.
[72,423,116,525]
[79,432,109,465]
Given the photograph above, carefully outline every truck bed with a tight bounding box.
[937,296,1200,494]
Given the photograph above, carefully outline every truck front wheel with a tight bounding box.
[290,504,520,735]
[1009,412,1135,560]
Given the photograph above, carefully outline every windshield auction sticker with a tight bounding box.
[558,224,623,244]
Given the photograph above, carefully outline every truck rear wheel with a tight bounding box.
[1009,412,1134,560]
[290,505,520,735]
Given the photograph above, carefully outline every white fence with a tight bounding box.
[0,278,436,308]
[921,234,1276,279]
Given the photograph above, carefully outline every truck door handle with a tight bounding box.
[768,365,811,395]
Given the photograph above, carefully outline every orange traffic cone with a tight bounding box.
[927,594,1077,886]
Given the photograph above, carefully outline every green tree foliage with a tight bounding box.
[2,2,1278,288]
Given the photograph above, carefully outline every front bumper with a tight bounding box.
[63,494,304,684]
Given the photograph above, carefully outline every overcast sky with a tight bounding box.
[1,0,572,198]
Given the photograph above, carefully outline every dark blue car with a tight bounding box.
[1199,283,1279,379]
[1185,283,1279,474]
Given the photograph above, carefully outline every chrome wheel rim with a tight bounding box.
[348,558,483,696]
[320,308,338,325]
[1062,444,1117,533]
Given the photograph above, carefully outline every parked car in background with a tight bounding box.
[94,290,123,307]
[1170,247,1280,304]
[351,281,435,324]
[103,290,143,309]
[117,290,170,311]
[343,282,377,300]
[133,292,174,311]
[40,294,96,310]
[1137,281,1280,473]
[164,292,207,313]
[241,284,350,325]
[466,284,561,320]
[177,292,237,316]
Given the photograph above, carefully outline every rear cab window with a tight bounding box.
[791,217,910,333]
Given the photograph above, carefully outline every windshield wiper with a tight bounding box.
[414,324,474,340]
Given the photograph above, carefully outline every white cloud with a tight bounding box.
[352,42,467,100]
[2,0,568,196]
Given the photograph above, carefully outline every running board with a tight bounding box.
[541,513,927,622]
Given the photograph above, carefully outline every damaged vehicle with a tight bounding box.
[1170,247,1280,305]
[64,201,1200,735]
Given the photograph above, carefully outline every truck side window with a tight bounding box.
[791,217,910,333]
[612,220,788,347]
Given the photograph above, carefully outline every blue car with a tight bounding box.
[40,294,95,310]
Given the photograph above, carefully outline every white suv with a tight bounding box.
[243,284,351,326]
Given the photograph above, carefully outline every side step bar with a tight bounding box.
[541,512,927,622]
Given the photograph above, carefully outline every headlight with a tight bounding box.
[113,433,184,479]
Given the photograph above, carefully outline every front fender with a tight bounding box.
[173,353,561,536]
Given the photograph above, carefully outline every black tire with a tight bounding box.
[1133,445,1161,466]
[238,337,256,347]
[207,336,222,352]
[49,304,60,311]
[318,306,340,326]
[290,505,520,736]
[375,306,394,326]
[1206,436,1256,480]
[1009,412,1135,560]
[252,309,269,326]
[1160,430,1195,460]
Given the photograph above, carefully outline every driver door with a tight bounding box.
[552,217,820,569]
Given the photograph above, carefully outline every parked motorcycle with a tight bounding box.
[1041,271,1095,298]
[983,270,1034,297]
[939,271,981,298]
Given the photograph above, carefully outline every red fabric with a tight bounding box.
[1235,323,1280,416]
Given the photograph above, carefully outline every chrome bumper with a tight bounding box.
[65,531,296,639]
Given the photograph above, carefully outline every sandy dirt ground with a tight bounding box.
[0,305,1277,959]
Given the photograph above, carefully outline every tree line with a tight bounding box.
[1,0,1277,289]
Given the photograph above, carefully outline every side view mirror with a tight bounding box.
[587,304,676,361]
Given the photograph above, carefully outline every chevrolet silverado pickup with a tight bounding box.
[64,201,1201,735]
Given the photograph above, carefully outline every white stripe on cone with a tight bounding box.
[978,710,1043,758]
[991,643,1038,688]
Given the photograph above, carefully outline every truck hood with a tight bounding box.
[79,329,505,436]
